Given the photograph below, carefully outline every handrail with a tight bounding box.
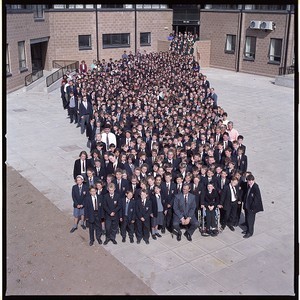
[278,65,294,75]
[52,60,77,68]
[46,61,79,87]
[25,69,44,86]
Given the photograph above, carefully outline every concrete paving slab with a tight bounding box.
[193,235,226,253]
[172,242,206,261]
[231,280,272,295]
[231,239,265,257]
[151,250,186,270]
[165,285,195,295]
[208,266,248,290]
[190,254,228,275]
[210,246,247,266]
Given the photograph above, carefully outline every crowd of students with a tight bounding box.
[61,42,262,246]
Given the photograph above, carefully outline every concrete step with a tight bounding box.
[274,73,294,88]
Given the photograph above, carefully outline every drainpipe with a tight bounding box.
[236,8,243,72]
[95,5,99,61]
[283,9,291,75]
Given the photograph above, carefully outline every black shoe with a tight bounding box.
[70,227,77,233]
[130,238,134,243]
[184,231,192,241]
[112,240,117,245]
[81,224,86,230]
[161,228,165,234]
[241,230,247,234]
[228,225,235,232]
[145,240,149,244]
[97,238,102,245]
[221,224,226,230]
[89,241,94,246]
[152,234,157,240]
[137,240,141,244]
[122,237,126,243]
[76,125,80,128]
[155,233,162,238]
[211,230,218,237]
[240,222,247,226]
[243,233,252,238]
[177,233,182,241]
[70,120,73,123]
[103,239,110,245]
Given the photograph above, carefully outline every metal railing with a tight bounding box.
[25,69,44,86]
[46,60,79,87]
[279,65,295,75]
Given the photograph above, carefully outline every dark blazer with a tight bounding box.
[236,154,248,173]
[73,158,91,180]
[114,178,130,198]
[124,163,135,179]
[120,198,136,222]
[202,189,220,208]
[150,193,166,218]
[72,183,89,207]
[93,165,107,181]
[79,101,93,117]
[220,184,240,211]
[243,183,263,213]
[103,192,121,220]
[190,183,203,210]
[106,161,125,175]
[161,182,176,207]
[214,149,225,164]
[173,192,197,223]
[84,194,104,222]
[86,123,96,141]
[215,177,230,195]
[86,176,100,188]
[135,198,152,220]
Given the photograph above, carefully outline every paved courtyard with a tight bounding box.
[6,67,295,295]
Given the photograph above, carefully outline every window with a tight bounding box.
[244,36,256,60]
[136,4,168,9]
[103,33,130,48]
[18,41,27,70]
[101,4,123,9]
[78,35,92,50]
[225,35,236,53]
[33,5,45,19]
[140,32,151,46]
[6,44,11,75]
[268,39,282,63]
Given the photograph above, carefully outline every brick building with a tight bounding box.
[6,4,172,92]
[6,4,295,92]
[198,4,295,77]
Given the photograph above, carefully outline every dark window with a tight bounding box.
[268,39,282,64]
[78,35,92,50]
[225,35,236,53]
[18,41,26,69]
[244,36,256,60]
[140,32,151,46]
[103,33,130,48]
[33,5,45,19]
[101,4,123,9]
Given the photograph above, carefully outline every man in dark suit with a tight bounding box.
[242,174,263,238]
[236,147,248,174]
[135,189,153,244]
[79,95,93,135]
[219,177,240,232]
[160,172,176,233]
[84,186,103,246]
[93,159,107,181]
[70,175,89,233]
[106,153,124,176]
[86,118,96,148]
[68,91,78,124]
[222,132,233,150]
[237,135,246,154]
[172,183,199,241]
[119,190,136,243]
[86,168,99,188]
[190,175,203,220]
[103,183,121,244]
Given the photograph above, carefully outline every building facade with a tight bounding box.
[199,4,295,77]
[6,4,173,92]
[6,4,295,92]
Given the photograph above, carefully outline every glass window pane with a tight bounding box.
[85,5,94,8]
[75,4,84,9]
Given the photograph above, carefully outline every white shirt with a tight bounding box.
[230,184,237,202]
[101,132,117,147]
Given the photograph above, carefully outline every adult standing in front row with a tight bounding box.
[242,174,263,238]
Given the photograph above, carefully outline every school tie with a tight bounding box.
[106,133,109,147]
[94,197,98,211]
[79,185,82,195]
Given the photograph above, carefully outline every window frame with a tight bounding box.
[268,38,282,64]
[18,41,27,71]
[78,35,92,50]
[244,36,256,61]
[33,5,45,19]
[140,32,151,47]
[225,34,236,54]
[102,33,130,49]
[6,44,11,76]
